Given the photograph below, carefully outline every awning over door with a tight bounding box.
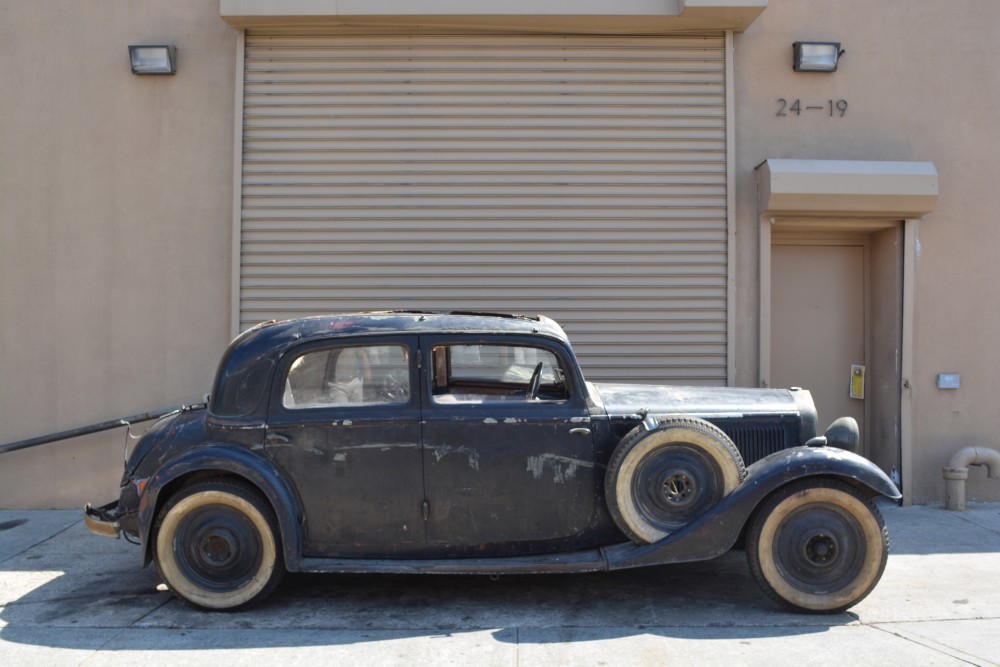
[757,159,939,219]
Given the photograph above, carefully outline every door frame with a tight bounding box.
[759,215,917,504]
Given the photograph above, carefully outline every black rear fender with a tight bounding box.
[137,444,304,570]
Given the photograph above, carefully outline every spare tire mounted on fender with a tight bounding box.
[606,416,746,544]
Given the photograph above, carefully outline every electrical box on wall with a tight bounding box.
[850,365,865,399]
[937,373,961,389]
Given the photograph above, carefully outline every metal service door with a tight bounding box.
[771,241,867,445]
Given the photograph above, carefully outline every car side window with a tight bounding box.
[282,344,410,409]
[431,343,569,404]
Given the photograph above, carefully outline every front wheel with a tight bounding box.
[746,479,889,613]
[153,479,284,610]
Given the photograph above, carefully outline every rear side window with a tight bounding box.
[282,344,410,409]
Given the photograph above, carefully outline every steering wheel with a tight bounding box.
[382,371,408,402]
[526,362,543,400]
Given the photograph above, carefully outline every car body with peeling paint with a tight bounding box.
[86,311,900,613]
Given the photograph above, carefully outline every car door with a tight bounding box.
[265,335,423,557]
[419,335,596,554]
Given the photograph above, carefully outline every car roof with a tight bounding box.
[209,311,570,419]
[244,310,567,342]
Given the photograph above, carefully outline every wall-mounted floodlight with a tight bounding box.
[793,42,844,72]
[129,45,176,75]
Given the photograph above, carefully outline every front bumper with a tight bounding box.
[84,501,121,539]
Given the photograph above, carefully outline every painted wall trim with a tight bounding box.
[726,31,737,386]
[758,159,939,219]
[900,220,917,506]
[230,30,246,340]
[758,215,771,390]
[219,0,766,32]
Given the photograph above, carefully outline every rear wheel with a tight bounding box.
[606,417,745,543]
[746,479,888,613]
[153,479,284,610]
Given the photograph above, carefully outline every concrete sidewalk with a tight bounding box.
[1,501,998,666]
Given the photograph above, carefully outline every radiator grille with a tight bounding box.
[719,421,796,466]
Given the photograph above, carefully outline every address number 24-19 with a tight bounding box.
[776,99,848,117]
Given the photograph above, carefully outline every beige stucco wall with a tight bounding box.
[733,0,1000,502]
[0,1,237,507]
[3,0,999,507]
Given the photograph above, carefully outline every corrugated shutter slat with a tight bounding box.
[241,34,727,385]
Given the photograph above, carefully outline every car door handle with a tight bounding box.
[266,433,290,445]
[569,428,591,436]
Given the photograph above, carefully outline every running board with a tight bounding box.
[296,549,608,575]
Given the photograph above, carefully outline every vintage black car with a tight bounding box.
[86,311,900,613]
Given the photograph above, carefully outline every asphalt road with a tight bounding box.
[1,501,999,666]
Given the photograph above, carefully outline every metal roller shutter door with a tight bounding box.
[240,33,728,384]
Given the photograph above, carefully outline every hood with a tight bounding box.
[592,383,814,420]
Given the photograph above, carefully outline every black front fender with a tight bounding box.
[602,446,900,570]
[136,444,304,570]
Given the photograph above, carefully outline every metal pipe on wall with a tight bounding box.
[943,446,1000,511]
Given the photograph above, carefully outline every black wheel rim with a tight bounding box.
[173,504,263,592]
[631,444,724,531]
[772,503,867,594]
